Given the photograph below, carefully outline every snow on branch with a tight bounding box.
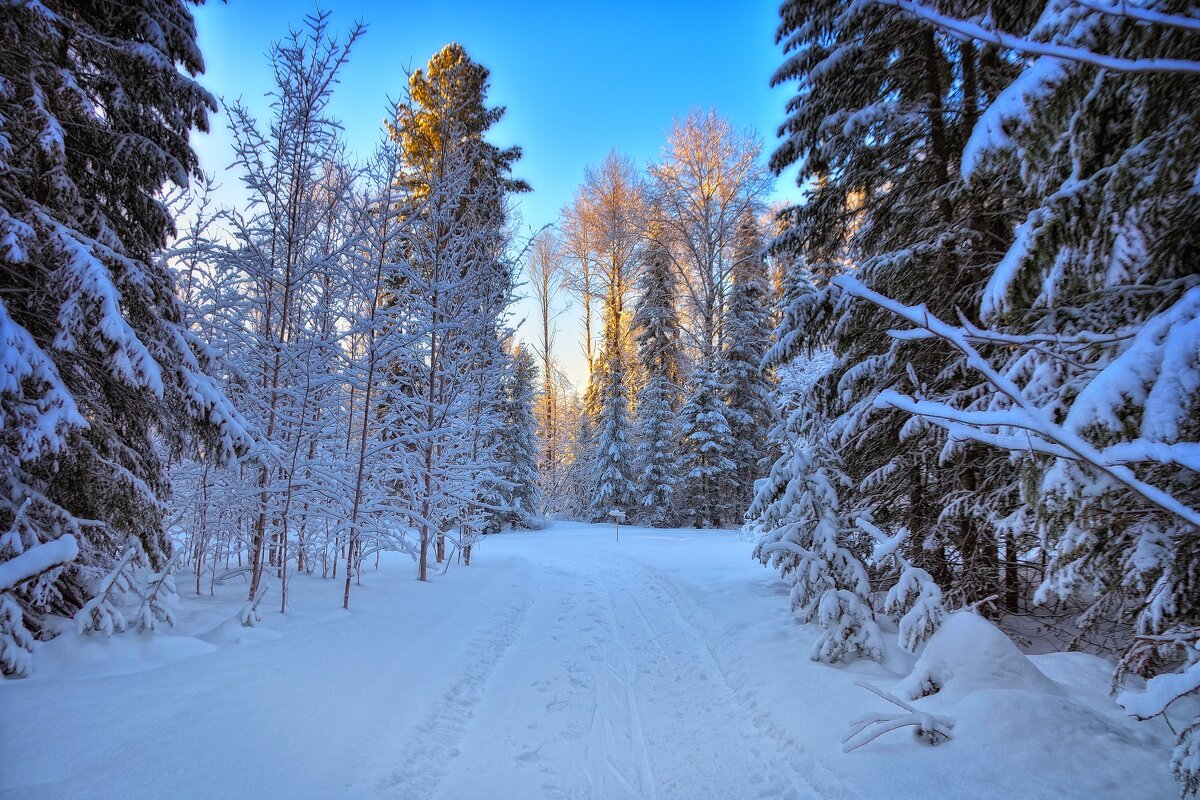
[1118,649,1200,721]
[1074,0,1200,33]
[74,536,143,636]
[831,275,1200,531]
[865,0,1200,74]
[859,519,945,653]
[0,535,78,592]
[843,681,954,752]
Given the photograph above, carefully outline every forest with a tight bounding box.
[1,1,1198,798]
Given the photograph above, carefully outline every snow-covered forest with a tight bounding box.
[1,1,1197,798]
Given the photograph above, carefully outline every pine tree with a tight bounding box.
[677,363,736,527]
[387,42,525,578]
[0,0,252,675]
[631,233,683,526]
[720,213,775,517]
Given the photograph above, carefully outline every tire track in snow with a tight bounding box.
[377,580,534,799]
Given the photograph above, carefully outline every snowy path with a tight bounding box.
[415,548,820,800]
[0,523,1178,799]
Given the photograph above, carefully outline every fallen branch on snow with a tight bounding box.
[843,681,954,752]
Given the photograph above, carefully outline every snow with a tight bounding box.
[0,535,77,592]
[898,611,1061,701]
[1119,652,1200,721]
[0,523,1179,799]
[962,56,1069,182]
[1069,286,1200,444]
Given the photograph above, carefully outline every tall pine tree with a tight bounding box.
[387,42,526,578]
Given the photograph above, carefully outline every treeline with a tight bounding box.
[748,0,1199,792]
[1,5,539,676]
[528,115,778,529]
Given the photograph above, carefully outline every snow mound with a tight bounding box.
[865,610,1175,791]
[898,611,1061,701]
[200,615,284,646]
[30,630,217,681]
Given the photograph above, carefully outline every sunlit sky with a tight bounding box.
[191,0,799,389]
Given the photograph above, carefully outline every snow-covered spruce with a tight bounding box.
[788,0,1200,792]
[588,320,637,523]
[720,213,776,517]
[767,0,1032,618]
[488,346,542,531]
[631,232,683,526]
[745,412,883,663]
[678,362,737,528]
[0,0,252,676]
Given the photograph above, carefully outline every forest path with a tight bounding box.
[0,523,849,800]
[1,522,1178,800]
[417,535,825,800]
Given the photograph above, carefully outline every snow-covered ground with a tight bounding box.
[0,522,1179,799]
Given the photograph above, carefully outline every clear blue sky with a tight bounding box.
[190,0,798,387]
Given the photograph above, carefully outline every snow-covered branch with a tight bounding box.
[832,276,1200,531]
[1074,0,1200,33]
[867,0,1200,75]
[843,682,954,752]
[0,536,78,593]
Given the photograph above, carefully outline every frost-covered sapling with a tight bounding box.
[859,519,945,653]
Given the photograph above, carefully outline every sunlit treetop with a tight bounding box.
[390,43,530,200]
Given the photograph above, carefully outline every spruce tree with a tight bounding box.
[631,233,683,526]
[677,363,736,527]
[939,6,1200,789]
[0,0,252,674]
[491,346,541,530]
[720,214,775,517]
[747,413,882,663]
[564,401,598,520]
[588,312,636,522]
[767,0,1029,608]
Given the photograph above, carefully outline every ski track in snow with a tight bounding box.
[425,549,831,800]
[379,581,535,799]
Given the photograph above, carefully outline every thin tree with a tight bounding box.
[525,231,565,498]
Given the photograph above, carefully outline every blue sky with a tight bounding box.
[191,0,798,386]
